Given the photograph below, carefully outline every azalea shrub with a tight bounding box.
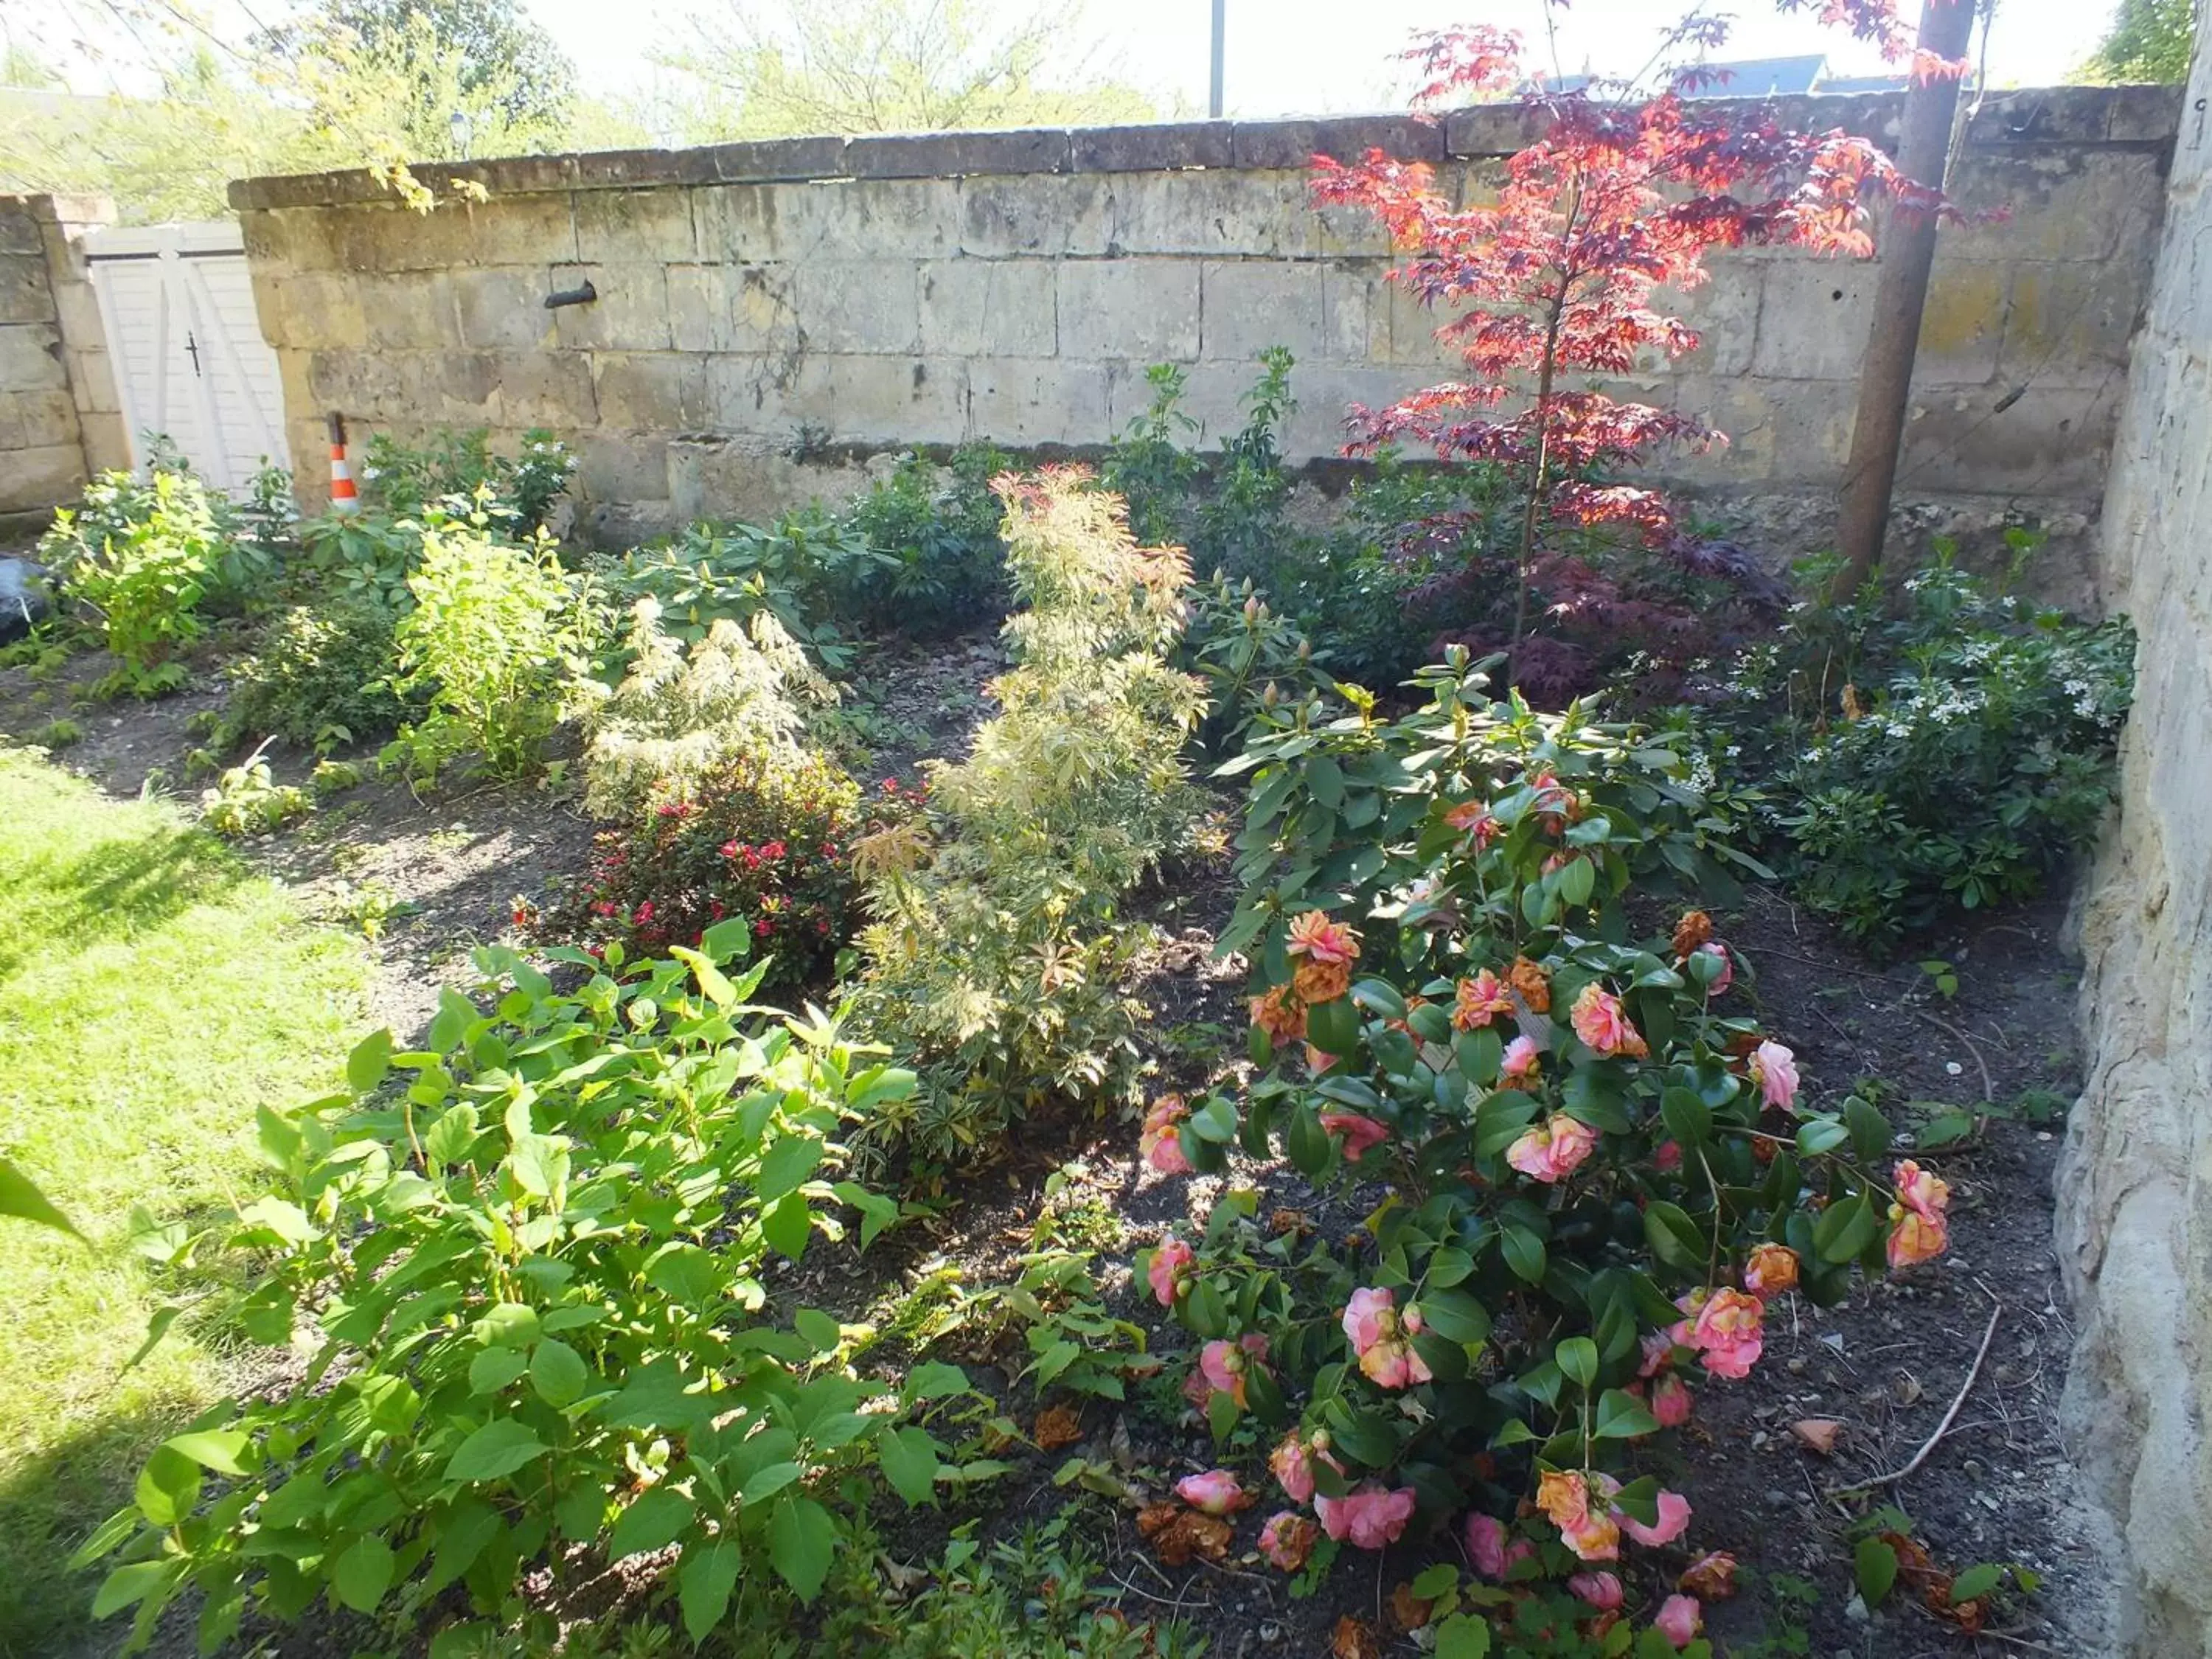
[77,935,963,1655]
[1132,656,1953,1646]
[855,469,1206,1164]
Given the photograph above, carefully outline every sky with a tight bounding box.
[13,0,2124,113]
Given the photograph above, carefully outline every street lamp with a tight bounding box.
[1210,0,1225,119]
[450,108,473,159]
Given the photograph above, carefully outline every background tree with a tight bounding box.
[2081,0,2200,80]
[260,0,577,130]
[663,0,1158,142]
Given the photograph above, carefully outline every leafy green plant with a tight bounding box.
[855,470,1206,1161]
[213,596,415,755]
[198,744,311,837]
[610,512,883,675]
[839,444,1013,633]
[382,519,601,787]
[79,933,949,1654]
[1695,545,2135,946]
[359,426,576,531]
[28,716,83,751]
[40,468,229,693]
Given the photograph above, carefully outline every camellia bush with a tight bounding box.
[76,933,970,1655]
[1137,655,1954,1649]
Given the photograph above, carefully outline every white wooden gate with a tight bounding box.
[81,220,290,490]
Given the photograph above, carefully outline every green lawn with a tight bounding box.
[0,749,371,1655]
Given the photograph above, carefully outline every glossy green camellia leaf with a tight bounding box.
[1814,1191,1881,1263]
[768,1495,838,1603]
[1499,1223,1546,1285]
[1659,1086,1711,1148]
[1188,1094,1239,1144]
[1554,1336,1599,1389]
[445,1418,548,1483]
[1593,1388,1662,1440]
[1415,1288,1490,1347]
[1307,993,1360,1057]
[1843,1094,1893,1162]
[1286,1106,1333,1178]
[1795,1118,1851,1158]
[1641,1200,1706,1272]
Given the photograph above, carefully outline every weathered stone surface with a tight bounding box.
[1071,122,1234,173]
[0,441,86,513]
[0,254,57,326]
[575,188,698,264]
[2061,29,2212,1658]
[702,136,848,184]
[959,174,1114,257]
[1058,258,1200,361]
[1234,114,1444,170]
[2002,261,2145,388]
[1104,170,1315,258]
[591,351,711,430]
[549,262,674,351]
[847,128,1070,179]
[1202,260,1326,361]
[967,357,1110,446]
[919,260,1056,357]
[451,267,560,351]
[793,262,921,354]
[0,323,67,391]
[359,273,463,351]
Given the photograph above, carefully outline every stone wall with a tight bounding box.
[2058,16,2212,1658]
[0,194,125,538]
[231,87,2179,588]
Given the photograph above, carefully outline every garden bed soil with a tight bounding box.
[1,639,2122,1659]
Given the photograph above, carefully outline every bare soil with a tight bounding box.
[0,636,2121,1659]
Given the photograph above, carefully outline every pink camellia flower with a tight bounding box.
[1501,1034,1543,1088]
[1619,1488,1692,1547]
[1655,1594,1703,1649]
[1887,1158,1953,1267]
[1320,1110,1390,1159]
[1453,969,1514,1032]
[1651,1371,1694,1427]
[1147,1239,1194,1308]
[1259,1511,1319,1572]
[1286,910,1360,966]
[1139,1096,1193,1174]
[1304,1043,1340,1077]
[1195,1335,1267,1408]
[1269,1430,1340,1504]
[1315,1484,1417,1550]
[1894,1159,1950,1221]
[1678,1551,1739,1601]
[1571,983,1650,1060]
[1464,1512,1510,1579]
[1653,1138,1684,1174]
[1506,1114,1599,1183]
[1751,1040,1800,1112]
[1175,1470,1248,1516]
[1696,940,1735,995]
[1341,1286,1432,1390]
[1443,799,1500,849]
[1688,1287,1765,1380]
[1744,1242,1800,1300]
[1639,1330,1678,1378]
[1537,1471,1621,1563]
[1568,1571,1624,1612]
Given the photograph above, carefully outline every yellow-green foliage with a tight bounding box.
[858,470,1205,1158]
[578,597,838,821]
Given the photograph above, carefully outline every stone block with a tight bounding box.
[2101,83,2185,142]
[67,346,119,416]
[1103,170,1316,258]
[1443,105,1546,159]
[574,187,698,264]
[1383,280,1471,371]
[668,432,869,525]
[489,350,597,428]
[1660,376,1779,484]
[77,409,128,473]
[0,204,44,257]
[1660,262,1762,378]
[453,267,560,351]
[591,352,711,431]
[794,262,920,354]
[703,136,849,184]
[0,387,83,451]
[0,321,68,392]
[2001,262,2141,388]
[919,260,1057,356]
[1750,260,1879,380]
[574,431,671,501]
[339,193,580,272]
[967,357,1110,446]
[1944,150,2166,263]
[1234,115,1444,170]
[1966,86,2122,147]
[1058,258,1202,361]
[765,353,970,445]
[1202,260,1326,361]
[547,262,675,351]
[1757,380,1860,484]
[960,173,1115,257]
[582,497,681,549]
[358,273,459,351]
[0,254,55,326]
[1902,380,2122,496]
[51,279,105,352]
[428,351,501,422]
[668,263,801,356]
[0,441,86,514]
[1913,260,2008,386]
[697,178,961,262]
[1320,261,1388,364]
[1276,365,1438,459]
[568,148,714,191]
[703,355,799,430]
[1071,122,1234,172]
[847,128,1071,178]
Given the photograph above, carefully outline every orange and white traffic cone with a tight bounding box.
[327,411,360,516]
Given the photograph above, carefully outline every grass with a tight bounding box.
[0,748,371,1655]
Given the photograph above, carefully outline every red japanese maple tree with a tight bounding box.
[1312,0,1961,687]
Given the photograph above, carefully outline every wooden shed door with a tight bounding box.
[83,220,288,490]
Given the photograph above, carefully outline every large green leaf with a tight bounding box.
[679,1537,741,1643]
[609,1487,693,1559]
[767,1495,837,1604]
[0,1155,79,1237]
[445,1419,548,1484]
[877,1426,940,1506]
[330,1534,394,1613]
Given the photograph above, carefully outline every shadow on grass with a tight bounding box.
[0,823,246,981]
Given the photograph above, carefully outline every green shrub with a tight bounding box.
[38,467,237,692]
[198,747,311,837]
[78,938,956,1653]
[1691,546,2135,946]
[856,470,1206,1161]
[577,598,838,822]
[214,597,414,754]
[608,513,880,676]
[838,444,1012,633]
[359,426,577,531]
[1133,660,1945,1626]
[382,521,601,786]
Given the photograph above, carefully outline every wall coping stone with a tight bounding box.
[226,84,2183,213]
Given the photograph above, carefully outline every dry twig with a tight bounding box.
[1826,1299,2003,1499]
